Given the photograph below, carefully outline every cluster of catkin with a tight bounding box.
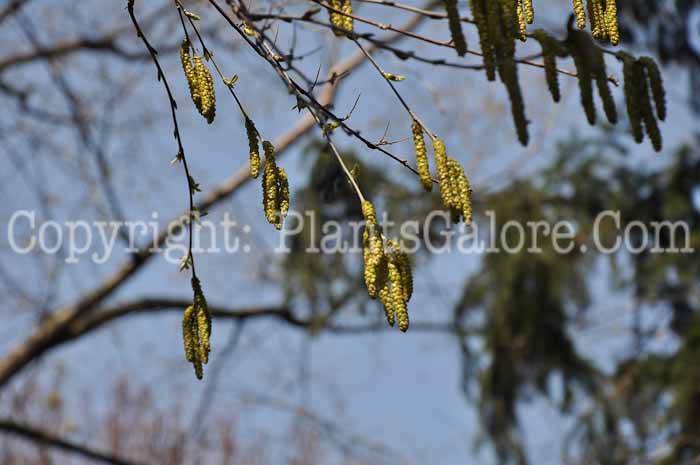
[619,53,666,151]
[572,0,619,45]
[261,140,290,230]
[182,277,212,380]
[362,201,413,332]
[469,0,529,146]
[411,121,472,223]
[327,0,353,35]
[180,40,216,124]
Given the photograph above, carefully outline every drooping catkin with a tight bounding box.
[245,118,261,178]
[444,0,468,56]
[587,0,604,39]
[500,57,529,145]
[516,2,527,40]
[411,120,432,191]
[180,40,216,124]
[639,76,663,152]
[182,278,212,380]
[620,52,644,143]
[568,30,596,125]
[604,0,619,45]
[361,201,385,299]
[532,30,561,102]
[590,44,617,124]
[433,137,453,210]
[340,0,353,32]
[522,0,534,24]
[470,0,495,81]
[572,0,586,29]
[194,55,216,123]
[446,157,473,224]
[261,141,289,229]
[638,57,666,121]
[387,259,408,332]
[327,0,352,35]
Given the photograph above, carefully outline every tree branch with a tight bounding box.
[0,419,148,465]
[0,15,426,389]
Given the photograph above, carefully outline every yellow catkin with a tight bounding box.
[182,305,196,362]
[340,0,353,32]
[388,260,409,332]
[432,138,452,209]
[572,0,586,29]
[605,0,619,45]
[411,120,432,191]
[447,157,473,224]
[362,201,385,299]
[378,283,395,326]
[328,0,346,35]
[445,0,468,56]
[181,278,211,380]
[389,239,413,302]
[193,56,216,123]
[516,2,527,40]
[587,0,604,39]
[278,167,290,216]
[245,118,260,178]
[522,0,534,23]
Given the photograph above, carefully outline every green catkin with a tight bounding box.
[445,0,468,56]
[245,118,260,178]
[499,0,519,43]
[605,0,619,45]
[590,45,617,124]
[572,0,586,29]
[411,120,432,191]
[620,52,644,143]
[638,57,666,121]
[500,57,529,145]
[533,30,561,102]
[389,240,413,302]
[486,0,505,70]
[569,30,596,125]
[470,0,495,81]
[639,76,663,152]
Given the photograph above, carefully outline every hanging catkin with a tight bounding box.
[180,40,216,124]
[182,277,211,380]
[445,0,468,56]
[412,120,432,191]
[245,118,261,178]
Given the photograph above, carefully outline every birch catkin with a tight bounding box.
[412,120,432,191]
[245,118,261,178]
[444,0,467,56]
